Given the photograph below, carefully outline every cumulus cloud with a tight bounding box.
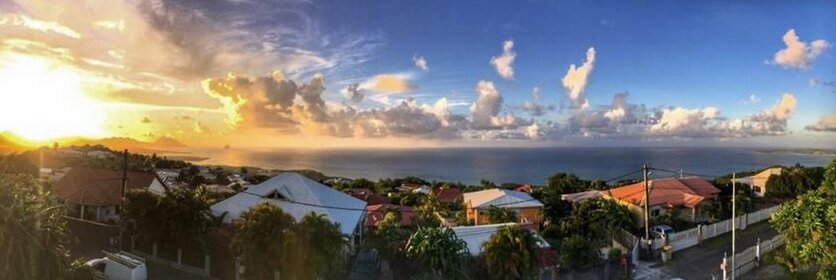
[771,29,830,69]
[562,47,596,109]
[413,55,428,71]
[361,74,414,94]
[342,83,364,103]
[805,114,836,132]
[531,86,540,100]
[469,80,527,129]
[203,71,464,139]
[518,101,545,116]
[649,107,721,133]
[490,40,516,80]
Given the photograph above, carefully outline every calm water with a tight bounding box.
[191,147,834,185]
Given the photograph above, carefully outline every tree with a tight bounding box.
[405,227,470,279]
[0,173,91,279]
[481,225,540,279]
[284,212,346,279]
[122,188,213,247]
[560,199,635,244]
[232,203,295,279]
[485,206,516,224]
[770,159,836,279]
[559,235,598,268]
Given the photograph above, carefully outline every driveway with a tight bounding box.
[635,221,779,280]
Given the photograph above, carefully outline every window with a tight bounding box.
[651,208,660,217]
[263,190,286,200]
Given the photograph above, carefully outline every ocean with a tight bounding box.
[190,147,834,185]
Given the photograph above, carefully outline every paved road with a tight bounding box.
[635,221,779,280]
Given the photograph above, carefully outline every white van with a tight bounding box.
[86,251,148,280]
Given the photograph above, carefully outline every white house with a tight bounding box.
[210,172,368,246]
[52,167,168,224]
[449,223,551,256]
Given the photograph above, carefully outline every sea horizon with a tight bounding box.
[182,146,835,185]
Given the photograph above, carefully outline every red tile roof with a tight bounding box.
[432,187,462,203]
[351,188,391,205]
[514,184,533,193]
[364,204,413,227]
[605,177,720,208]
[52,167,160,206]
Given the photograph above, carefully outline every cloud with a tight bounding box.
[809,78,836,93]
[562,47,596,109]
[342,83,364,103]
[413,55,428,71]
[531,86,540,100]
[490,40,516,80]
[650,107,720,133]
[805,114,836,132]
[202,71,303,129]
[0,13,82,39]
[518,101,545,116]
[744,94,761,104]
[361,74,414,94]
[771,29,830,69]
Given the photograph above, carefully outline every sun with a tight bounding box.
[0,54,107,142]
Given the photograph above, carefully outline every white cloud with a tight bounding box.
[805,114,836,132]
[490,40,516,80]
[531,86,540,100]
[413,55,428,71]
[562,47,596,109]
[471,80,503,128]
[771,29,830,69]
[360,73,414,94]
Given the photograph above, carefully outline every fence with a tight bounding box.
[720,235,783,279]
[648,205,781,252]
[130,237,212,278]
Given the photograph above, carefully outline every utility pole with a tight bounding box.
[643,163,651,257]
[119,149,128,251]
[731,172,736,279]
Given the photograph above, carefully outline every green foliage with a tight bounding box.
[765,164,825,199]
[232,203,295,280]
[534,172,608,225]
[559,235,598,268]
[771,159,836,280]
[0,153,38,175]
[485,206,516,224]
[0,173,91,279]
[560,199,635,245]
[405,227,470,279]
[284,213,346,279]
[123,188,214,247]
[481,225,540,280]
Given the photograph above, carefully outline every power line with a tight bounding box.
[648,167,725,179]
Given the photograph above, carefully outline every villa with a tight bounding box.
[732,167,783,197]
[462,188,544,226]
[602,177,721,227]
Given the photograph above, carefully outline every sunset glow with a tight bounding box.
[0,54,106,141]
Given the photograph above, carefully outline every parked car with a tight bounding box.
[651,225,675,239]
[85,251,147,280]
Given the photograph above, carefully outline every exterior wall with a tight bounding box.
[466,206,542,225]
[148,178,167,195]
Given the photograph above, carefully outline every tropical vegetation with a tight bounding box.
[481,225,540,279]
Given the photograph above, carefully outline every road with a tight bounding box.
[635,221,779,280]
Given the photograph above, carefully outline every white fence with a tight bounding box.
[648,205,781,252]
[721,235,783,279]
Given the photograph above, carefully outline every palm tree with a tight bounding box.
[232,203,295,280]
[0,173,88,279]
[284,212,346,279]
[485,206,516,224]
[405,227,470,279]
[481,225,540,280]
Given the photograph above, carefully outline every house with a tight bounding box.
[514,184,533,193]
[399,183,431,194]
[602,177,721,227]
[87,150,116,159]
[450,223,551,256]
[463,188,544,226]
[351,188,391,205]
[52,167,168,223]
[561,190,603,203]
[364,204,413,228]
[210,172,368,247]
[431,187,463,204]
[57,148,83,158]
[732,167,782,197]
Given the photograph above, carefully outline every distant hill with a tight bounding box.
[0,132,188,154]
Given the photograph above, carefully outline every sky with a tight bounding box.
[0,0,834,149]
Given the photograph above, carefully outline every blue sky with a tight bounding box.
[0,0,833,147]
